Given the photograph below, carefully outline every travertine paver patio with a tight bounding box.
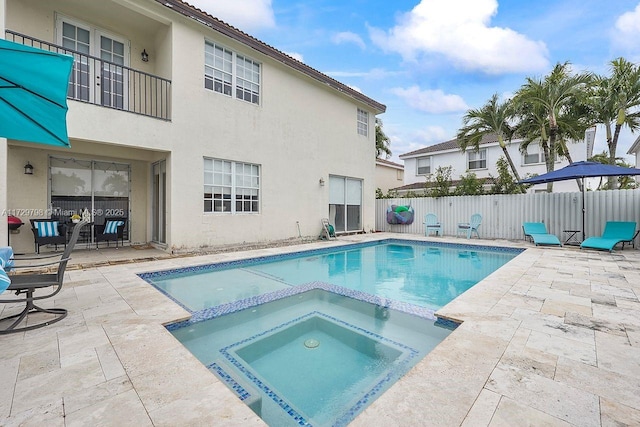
[1,233,639,426]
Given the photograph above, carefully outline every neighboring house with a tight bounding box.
[375,158,404,194]
[1,0,385,253]
[627,135,640,167]
[396,129,595,194]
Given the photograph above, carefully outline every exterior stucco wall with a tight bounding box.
[375,164,403,193]
[5,0,379,252]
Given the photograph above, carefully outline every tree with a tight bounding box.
[375,118,392,159]
[457,93,521,182]
[589,58,640,188]
[427,166,452,197]
[454,172,484,195]
[489,157,527,194]
[513,62,591,191]
[590,151,639,190]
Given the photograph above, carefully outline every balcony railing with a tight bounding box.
[6,30,171,121]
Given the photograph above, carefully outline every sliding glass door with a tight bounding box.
[49,157,130,236]
[329,176,362,233]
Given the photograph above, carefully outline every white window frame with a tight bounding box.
[357,108,369,136]
[204,41,261,105]
[204,158,260,213]
[523,147,545,165]
[468,149,487,170]
[416,157,431,175]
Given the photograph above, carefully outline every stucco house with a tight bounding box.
[0,0,385,253]
[628,134,640,167]
[396,128,595,194]
[375,158,404,194]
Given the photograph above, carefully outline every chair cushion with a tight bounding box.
[34,221,60,237]
[104,220,124,234]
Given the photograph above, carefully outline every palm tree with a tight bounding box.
[457,93,520,181]
[513,62,591,191]
[375,118,392,159]
[589,58,640,187]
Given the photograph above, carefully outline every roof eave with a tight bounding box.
[156,0,386,114]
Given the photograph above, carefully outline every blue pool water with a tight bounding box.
[143,240,523,426]
[144,240,521,312]
[169,287,454,426]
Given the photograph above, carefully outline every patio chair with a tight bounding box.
[94,216,127,248]
[29,218,67,254]
[0,220,88,334]
[457,213,482,239]
[580,221,637,252]
[522,222,562,247]
[423,213,442,236]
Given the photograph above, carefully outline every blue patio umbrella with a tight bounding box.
[519,161,640,241]
[0,38,74,147]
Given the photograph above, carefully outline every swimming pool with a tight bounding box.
[141,239,522,426]
[142,239,522,313]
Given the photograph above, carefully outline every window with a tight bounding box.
[204,42,260,104]
[523,149,545,165]
[468,149,487,170]
[416,157,431,175]
[357,108,369,136]
[204,158,260,213]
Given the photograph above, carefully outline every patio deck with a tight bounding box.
[1,234,639,426]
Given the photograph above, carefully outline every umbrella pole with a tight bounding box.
[582,178,586,242]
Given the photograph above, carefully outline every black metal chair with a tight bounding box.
[29,218,67,254]
[0,220,88,334]
[94,217,127,248]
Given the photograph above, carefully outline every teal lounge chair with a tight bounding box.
[580,221,637,252]
[522,222,562,247]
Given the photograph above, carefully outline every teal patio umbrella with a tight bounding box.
[0,38,73,147]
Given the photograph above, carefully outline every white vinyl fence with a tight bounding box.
[375,189,640,243]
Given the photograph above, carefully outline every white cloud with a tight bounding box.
[369,0,549,74]
[325,68,402,79]
[332,32,366,49]
[613,3,640,51]
[391,86,469,113]
[187,0,275,31]
[284,51,304,62]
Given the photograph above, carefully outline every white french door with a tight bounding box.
[57,15,129,108]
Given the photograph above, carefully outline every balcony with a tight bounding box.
[6,30,171,121]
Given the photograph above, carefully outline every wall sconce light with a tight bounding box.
[319,178,325,186]
[141,49,149,62]
[24,162,34,175]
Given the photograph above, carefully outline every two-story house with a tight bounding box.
[1,0,385,253]
[396,129,595,194]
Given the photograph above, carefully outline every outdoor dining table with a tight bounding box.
[0,246,14,293]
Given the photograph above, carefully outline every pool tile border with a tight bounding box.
[165,281,444,331]
[138,239,524,282]
[217,310,420,427]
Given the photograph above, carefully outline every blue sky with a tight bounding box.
[188,0,640,164]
